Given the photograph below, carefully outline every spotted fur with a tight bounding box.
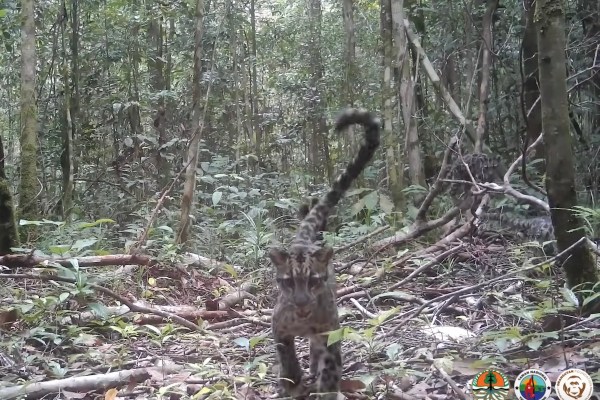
[269,108,380,399]
[298,197,325,241]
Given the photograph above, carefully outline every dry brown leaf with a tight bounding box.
[105,388,118,400]
[340,378,366,393]
[0,308,18,330]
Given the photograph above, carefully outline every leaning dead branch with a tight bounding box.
[371,135,461,251]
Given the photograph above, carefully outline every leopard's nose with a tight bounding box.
[296,307,311,318]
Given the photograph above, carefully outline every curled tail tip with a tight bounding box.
[334,108,381,132]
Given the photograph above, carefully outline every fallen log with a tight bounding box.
[0,253,154,269]
[0,363,182,399]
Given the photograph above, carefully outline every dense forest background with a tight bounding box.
[0,0,599,253]
[0,0,599,398]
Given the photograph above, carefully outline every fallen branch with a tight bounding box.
[60,303,230,326]
[335,225,391,253]
[390,243,466,289]
[0,273,201,331]
[387,237,588,336]
[181,252,244,272]
[0,253,155,269]
[0,363,182,399]
[372,206,460,250]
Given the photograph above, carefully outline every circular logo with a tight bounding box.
[471,369,510,399]
[555,369,594,400]
[514,369,552,400]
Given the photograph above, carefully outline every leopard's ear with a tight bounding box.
[269,248,289,270]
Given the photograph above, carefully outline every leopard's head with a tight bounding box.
[269,243,334,318]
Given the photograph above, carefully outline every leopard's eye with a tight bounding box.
[277,277,294,288]
[308,275,322,287]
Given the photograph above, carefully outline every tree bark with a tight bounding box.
[147,8,168,189]
[521,0,544,161]
[474,0,498,153]
[177,0,206,244]
[535,0,598,292]
[307,0,332,182]
[249,0,261,171]
[342,0,356,107]
[381,0,403,206]
[18,0,39,220]
[391,0,424,190]
[0,136,19,255]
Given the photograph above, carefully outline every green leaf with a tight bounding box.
[249,335,266,349]
[363,191,379,211]
[87,302,109,319]
[525,337,543,351]
[72,238,98,251]
[49,245,71,255]
[386,343,401,360]
[560,287,579,306]
[379,193,394,214]
[327,327,347,346]
[156,225,174,234]
[0,9,7,17]
[221,263,238,278]
[368,306,399,326]
[59,292,70,303]
[212,191,223,206]
[351,196,366,216]
[346,188,370,197]
[78,218,115,228]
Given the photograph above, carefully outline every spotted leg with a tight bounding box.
[275,335,306,398]
[309,334,342,399]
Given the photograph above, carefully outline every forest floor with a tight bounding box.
[0,236,599,399]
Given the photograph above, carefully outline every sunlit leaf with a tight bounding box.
[212,191,223,206]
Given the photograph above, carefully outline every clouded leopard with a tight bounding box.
[269,108,380,399]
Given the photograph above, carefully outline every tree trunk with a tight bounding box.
[474,0,498,153]
[0,136,19,255]
[229,0,243,171]
[177,0,206,244]
[391,0,424,191]
[381,0,403,206]
[18,0,39,220]
[342,0,356,107]
[521,0,544,161]
[249,0,261,171]
[148,9,168,189]
[535,0,598,293]
[306,0,332,182]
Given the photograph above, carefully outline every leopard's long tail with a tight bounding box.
[325,108,380,208]
[295,108,380,243]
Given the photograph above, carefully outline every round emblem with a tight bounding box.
[471,368,510,399]
[513,368,552,400]
[555,369,594,400]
